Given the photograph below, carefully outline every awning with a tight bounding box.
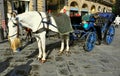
[70,7,79,11]
[12,0,30,1]
[81,8,88,12]
[20,0,30,1]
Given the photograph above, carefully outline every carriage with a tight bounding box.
[69,12,115,52]
[7,11,116,63]
[95,12,115,45]
[69,14,97,52]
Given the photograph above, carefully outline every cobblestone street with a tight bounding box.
[0,27,120,76]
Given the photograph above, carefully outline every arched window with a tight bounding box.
[91,5,96,13]
[98,6,101,12]
[103,7,106,12]
[70,1,80,17]
[81,4,88,16]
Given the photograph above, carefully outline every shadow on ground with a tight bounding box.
[0,57,13,73]
[5,59,33,76]
[26,40,61,59]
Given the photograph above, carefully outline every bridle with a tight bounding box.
[8,17,19,38]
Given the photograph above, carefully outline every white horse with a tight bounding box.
[114,15,120,28]
[7,11,72,63]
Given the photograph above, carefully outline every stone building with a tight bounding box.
[47,0,115,16]
[68,0,115,14]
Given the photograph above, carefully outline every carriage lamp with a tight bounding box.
[83,22,89,30]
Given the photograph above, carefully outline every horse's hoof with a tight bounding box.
[58,51,63,56]
[13,50,18,53]
[40,60,46,63]
[65,51,71,56]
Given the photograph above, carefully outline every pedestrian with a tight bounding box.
[114,15,120,28]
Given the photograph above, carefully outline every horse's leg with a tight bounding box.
[40,32,46,63]
[65,35,71,55]
[36,37,42,59]
[65,36,69,52]
[58,35,65,55]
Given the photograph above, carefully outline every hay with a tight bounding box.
[9,38,21,52]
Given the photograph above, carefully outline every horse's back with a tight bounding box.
[16,11,46,32]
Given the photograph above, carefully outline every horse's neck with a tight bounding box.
[17,11,42,32]
[48,15,59,33]
[17,11,59,33]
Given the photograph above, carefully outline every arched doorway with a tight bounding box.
[69,1,80,17]
[81,3,88,16]
[91,5,96,13]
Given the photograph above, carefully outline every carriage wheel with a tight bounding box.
[84,32,96,52]
[105,25,115,45]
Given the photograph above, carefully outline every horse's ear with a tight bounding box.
[7,13,11,19]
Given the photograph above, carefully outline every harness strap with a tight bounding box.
[9,33,17,38]
[32,28,45,34]
[37,12,45,28]
[33,12,46,34]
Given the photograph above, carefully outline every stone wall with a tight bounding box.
[67,0,112,13]
[37,0,43,11]
[0,10,1,25]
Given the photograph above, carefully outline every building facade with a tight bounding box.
[0,0,44,40]
[46,0,116,17]
[68,0,115,13]
[0,0,115,24]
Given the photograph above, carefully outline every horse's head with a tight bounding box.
[7,11,21,52]
[7,11,19,39]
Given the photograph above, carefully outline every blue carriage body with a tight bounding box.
[70,14,97,52]
[69,12,115,51]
